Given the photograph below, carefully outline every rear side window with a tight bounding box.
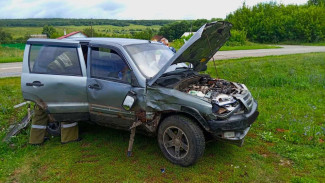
[29,44,82,76]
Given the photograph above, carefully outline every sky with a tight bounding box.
[0,0,309,19]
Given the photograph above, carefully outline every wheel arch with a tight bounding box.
[157,106,210,133]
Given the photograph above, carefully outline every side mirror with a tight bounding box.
[122,91,137,111]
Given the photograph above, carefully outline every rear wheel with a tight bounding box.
[158,115,205,166]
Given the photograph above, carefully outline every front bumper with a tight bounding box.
[208,100,259,146]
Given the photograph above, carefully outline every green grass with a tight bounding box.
[0,45,24,63]
[2,24,161,38]
[0,43,25,50]
[1,53,325,182]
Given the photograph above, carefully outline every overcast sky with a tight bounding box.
[0,0,309,19]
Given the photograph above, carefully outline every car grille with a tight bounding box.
[236,90,254,112]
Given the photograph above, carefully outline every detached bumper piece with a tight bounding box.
[209,100,259,146]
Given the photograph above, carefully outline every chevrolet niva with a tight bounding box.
[21,21,259,166]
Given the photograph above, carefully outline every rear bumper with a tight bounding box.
[207,100,259,146]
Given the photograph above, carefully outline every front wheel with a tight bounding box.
[158,115,205,166]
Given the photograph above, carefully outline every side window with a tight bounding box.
[29,44,82,76]
[90,47,131,83]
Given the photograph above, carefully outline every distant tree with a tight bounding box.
[42,25,57,38]
[210,18,223,22]
[82,27,97,37]
[308,0,325,6]
[132,28,157,40]
[158,21,190,41]
[0,28,13,44]
[190,19,209,31]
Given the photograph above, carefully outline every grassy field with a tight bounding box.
[0,45,24,63]
[2,24,161,38]
[0,52,324,182]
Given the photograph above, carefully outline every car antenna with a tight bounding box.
[206,33,218,78]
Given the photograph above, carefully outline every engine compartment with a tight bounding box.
[175,75,249,118]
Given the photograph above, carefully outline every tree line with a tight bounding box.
[158,1,324,43]
[0,19,175,27]
[1,0,324,44]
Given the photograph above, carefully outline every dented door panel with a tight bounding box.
[87,78,135,127]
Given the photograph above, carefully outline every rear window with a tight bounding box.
[29,44,82,76]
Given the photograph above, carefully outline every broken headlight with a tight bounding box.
[211,94,240,118]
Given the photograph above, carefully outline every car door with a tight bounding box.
[21,39,88,121]
[87,45,135,129]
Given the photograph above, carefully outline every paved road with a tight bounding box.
[1,45,325,78]
[0,62,22,78]
[214,45,325,60]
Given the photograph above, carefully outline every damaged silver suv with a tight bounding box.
[21,21,258,166]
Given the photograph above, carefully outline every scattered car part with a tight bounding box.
[3,102,33,142]
[127,120,142,157]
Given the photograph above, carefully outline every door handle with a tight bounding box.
[88,84,101,90]
[26,81,44,87]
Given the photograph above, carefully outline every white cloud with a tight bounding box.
[0,0,309,19]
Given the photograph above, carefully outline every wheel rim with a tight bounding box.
[163,126,189,159]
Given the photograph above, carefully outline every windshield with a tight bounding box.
[124,43,174,78]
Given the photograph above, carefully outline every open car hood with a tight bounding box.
[148,21,232,86]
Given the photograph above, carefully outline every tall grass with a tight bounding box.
[0,45,24,63]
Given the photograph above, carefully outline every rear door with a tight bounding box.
[21,39,88,118]
[87,44,135,129]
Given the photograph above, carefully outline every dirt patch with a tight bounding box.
[82,154,98,158]
[75,159,99,164]
[279,159,291,167]
[81,142,91,148]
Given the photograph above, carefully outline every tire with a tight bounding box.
[157,115,205,166]
[47,122,61,136]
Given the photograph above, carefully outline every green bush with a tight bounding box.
[0,28,13,44]
[226,2,325,43]
[225,30,247,46]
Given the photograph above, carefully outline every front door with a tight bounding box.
[87,46,135,129]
